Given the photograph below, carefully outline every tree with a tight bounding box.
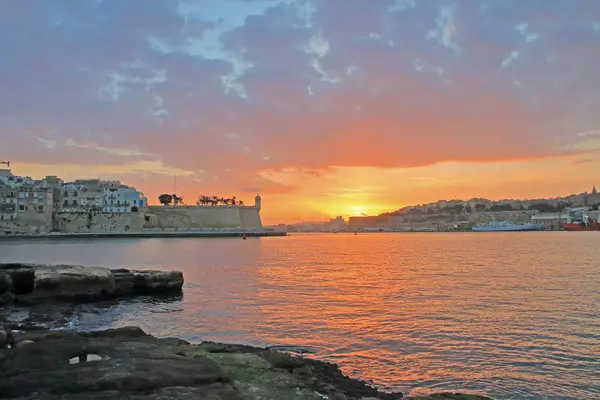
[158,194,173,206]
[490,204,513,212]
[474,204,487,212]
[530,202,557,213]
[239,200,244,206]
[172,194,184,205]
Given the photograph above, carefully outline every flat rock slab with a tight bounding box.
[0,263,183,305]
[0,327,240,400]
[0,327,494,400]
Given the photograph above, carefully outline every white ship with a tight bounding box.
[472,221,543,232]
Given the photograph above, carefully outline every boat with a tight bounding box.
[560,221,600,231]
[472,221,543,232]
[560,213,600,231]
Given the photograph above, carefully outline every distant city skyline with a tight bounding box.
[1,1,599,224]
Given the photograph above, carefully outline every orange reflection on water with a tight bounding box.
[1,232,599,399]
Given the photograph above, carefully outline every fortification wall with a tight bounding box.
[146,206,262,229]
[0,210,53,234]
[53,212,145,233]
[240,207,263,229]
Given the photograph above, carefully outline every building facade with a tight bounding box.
[103,187,146,213]
[1,168,148,233]
[531,213,564,231]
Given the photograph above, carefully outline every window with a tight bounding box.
[63,200,68,206]
[19,205,25,211]
[19,193,26,199]
[72,200,78,206]
[73,191,78,196]
[64,191,69,197]
[38,206,44,212]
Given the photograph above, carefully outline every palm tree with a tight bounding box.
[172,194,184,205]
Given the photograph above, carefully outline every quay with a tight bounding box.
[0,229,287,240]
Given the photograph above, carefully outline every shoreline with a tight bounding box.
[0,229,287,240]
[0,324,493,400]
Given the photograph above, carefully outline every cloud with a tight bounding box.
[390,0,416,12]
[576,130,600,137]
[65,139,153,157]
[427,6,460,54]
[1,0,600,221]
[501,50,520,67]
[515,23,539,43]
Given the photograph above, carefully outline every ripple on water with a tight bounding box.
[1,232,599,400]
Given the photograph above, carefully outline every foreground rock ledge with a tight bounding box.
[0,326,493,400]
[0,263,183,305]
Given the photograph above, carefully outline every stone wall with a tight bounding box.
[0,209,53,234]
[145,205,262,229]
[53,212,145,233]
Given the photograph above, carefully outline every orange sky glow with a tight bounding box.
[2,1,600,225]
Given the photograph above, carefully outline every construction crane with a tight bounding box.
[0,160,9,167]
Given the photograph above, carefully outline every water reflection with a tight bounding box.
[1,233,599,399]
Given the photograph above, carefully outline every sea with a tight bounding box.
[1,232,599,400]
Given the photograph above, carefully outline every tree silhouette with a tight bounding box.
[158,194,173,206]
[193,194,245,206]
[172,194,184,205]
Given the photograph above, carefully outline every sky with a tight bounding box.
[1,0,599,224]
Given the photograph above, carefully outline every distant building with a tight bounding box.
[60,184,83,211]
[531,213,564,231]
[103,187,146,213]
[326,216,347,231]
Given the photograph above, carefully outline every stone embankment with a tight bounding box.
[0,326,493,400]
[0,263,183,305]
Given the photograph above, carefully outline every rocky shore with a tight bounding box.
[0,263,492,399]
[0,325,492,400]
[0,263,183,305]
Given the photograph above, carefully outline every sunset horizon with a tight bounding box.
[2,0,599,224]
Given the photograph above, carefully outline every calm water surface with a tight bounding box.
[1,232,599,399]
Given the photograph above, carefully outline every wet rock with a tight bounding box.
[0,326,15,348]
[132,270,184,293]
[112,269,184,295]
[23,304,75,327]
[0,273,14,304]
[0,327,240,400]
[0,263,184,306]
[15,339,34,348]
[0,326,494,400]
[408,395,493,400]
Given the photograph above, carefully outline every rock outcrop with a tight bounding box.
[0,326,494,400]
[0,263,183,305]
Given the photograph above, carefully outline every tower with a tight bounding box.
[254,193,262,211]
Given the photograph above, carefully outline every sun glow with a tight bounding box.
[349,206,369,217]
